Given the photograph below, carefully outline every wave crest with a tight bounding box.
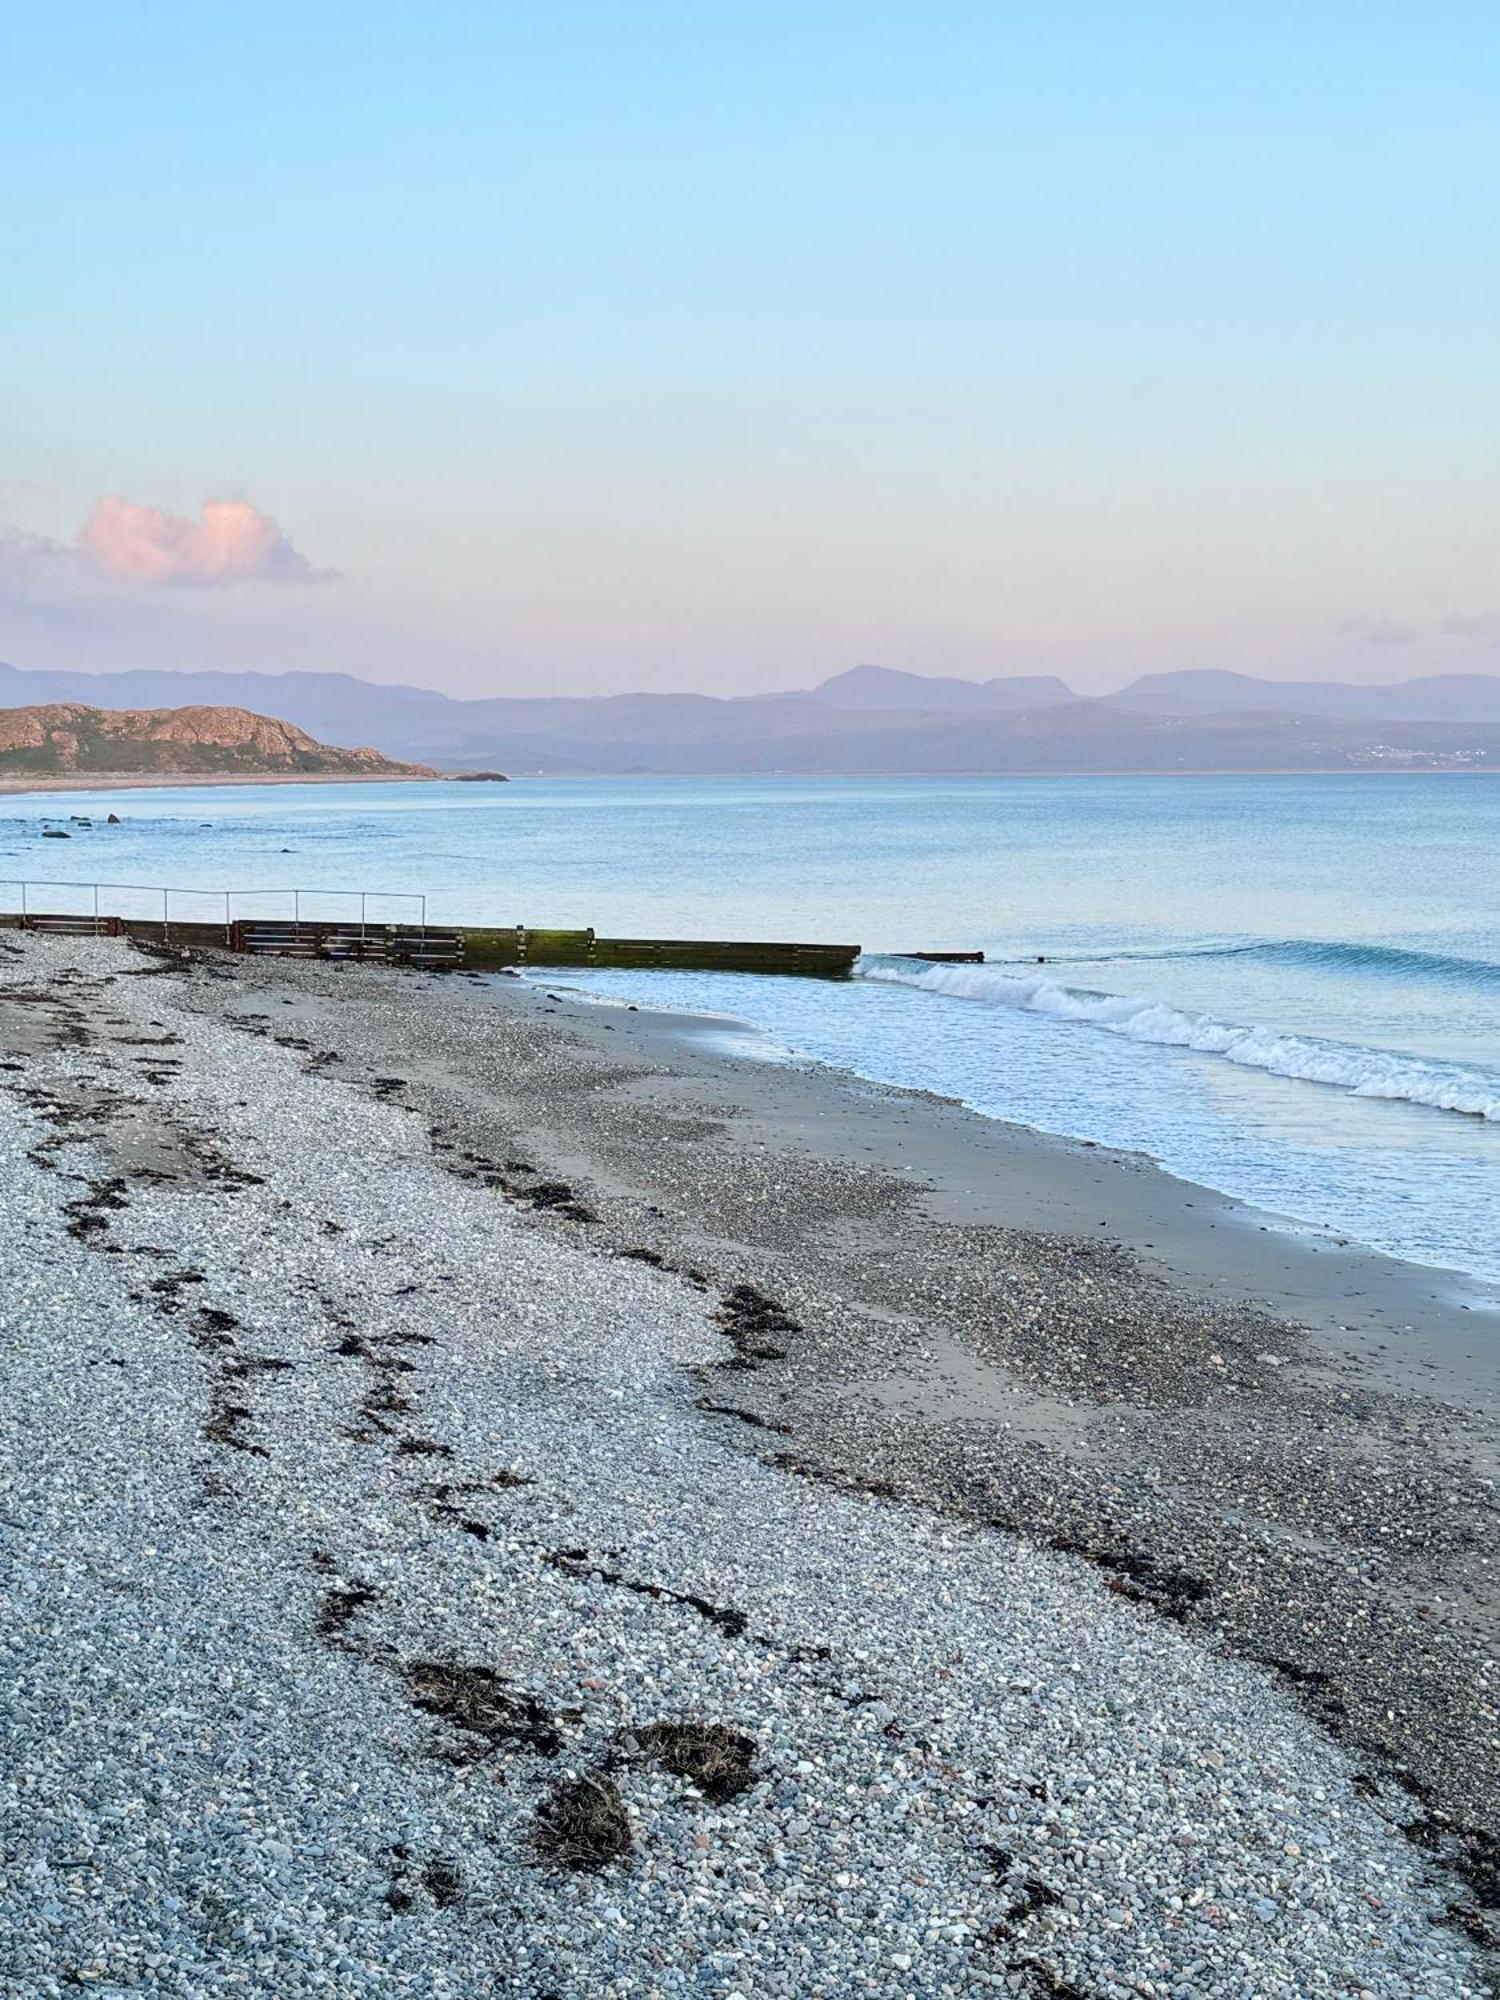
[856,956,1500,1122]
[996,937,1500,986]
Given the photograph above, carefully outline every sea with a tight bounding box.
[4,773,1498,1287]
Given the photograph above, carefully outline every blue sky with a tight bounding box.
[2,3,1497,694]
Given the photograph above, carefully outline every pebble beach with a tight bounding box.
[0,931,1495,1999]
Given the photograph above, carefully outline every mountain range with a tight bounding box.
[2,658,1499,775]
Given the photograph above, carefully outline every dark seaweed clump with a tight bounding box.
[635,1720,758,1802]
[534,1773,633,1870]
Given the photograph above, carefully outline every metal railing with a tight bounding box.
[0,878,428,941]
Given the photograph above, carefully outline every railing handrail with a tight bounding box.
[0,876,425,900]
[0,877,429,935]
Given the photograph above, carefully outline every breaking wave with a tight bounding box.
[993,938,1500,987]
[856,955,1500,1121]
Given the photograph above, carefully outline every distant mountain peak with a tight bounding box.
[3,657,1499,772]
[811,664,1079,712]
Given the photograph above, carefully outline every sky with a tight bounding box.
[2,3,1498,699]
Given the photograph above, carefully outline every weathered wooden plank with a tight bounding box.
[4,906,871,980]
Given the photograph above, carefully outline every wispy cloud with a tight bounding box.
[1438,612,1500,645]
[1334,612,1500,650]
[1332,615,1423,646]
[0,525,85,599]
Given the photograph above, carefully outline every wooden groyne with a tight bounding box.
[225,921,861,977]
[0,898,862,979]
[455,927,860,977]
[0,879,980,979]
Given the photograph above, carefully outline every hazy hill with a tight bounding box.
[2,660,1499,773]
[0,703,434,778]
[810,664,1079,712]
[1105,668,1500,722]
[425,700,1497,775]
[0,662,452,751]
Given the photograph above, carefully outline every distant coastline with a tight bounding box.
[0,770,441,797]
[3,765,1498,797]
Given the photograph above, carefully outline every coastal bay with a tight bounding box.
[0,930,1493,1996]
[12,7,1500,1993]
[6,772,1495,1294]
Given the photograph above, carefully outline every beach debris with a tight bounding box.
[401,1659,572,1757]
[765,1447,901,1502]
[534,1772,633,1870]
[1007,1876,1063,1926]
[632,1720,759,1802]
[316,1582,379,1645]
[715,1282,801,1368]
[440,1143,597,1221]
[62,1175,130,1239]
[223,1352,294,1379]
[695,1397,793,1435]
[396,1433,453,1458]
[514,1177,596,1222]
[428,1469,533,1506]
[148,1266,207,1311]
[423,1471,531,1536]
[422,1857,464,1905]
[546,1547,750,1638]
[1049,1538,1210,1624]
[203,1390,266,1456]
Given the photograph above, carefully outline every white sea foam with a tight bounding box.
[856,956,1500,1122]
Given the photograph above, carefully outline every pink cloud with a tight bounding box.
[78,495,327,586]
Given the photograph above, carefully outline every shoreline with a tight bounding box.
[2,931,1495,1991]
[3,767,1498,798]
[0,769,440,796]
[551,981,1500,1405]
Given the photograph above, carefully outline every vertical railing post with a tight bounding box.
[92,882,99,935]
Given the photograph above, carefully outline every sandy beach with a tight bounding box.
[0,930,1494,1998]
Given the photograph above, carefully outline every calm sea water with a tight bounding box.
[4,774,1498,1285]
